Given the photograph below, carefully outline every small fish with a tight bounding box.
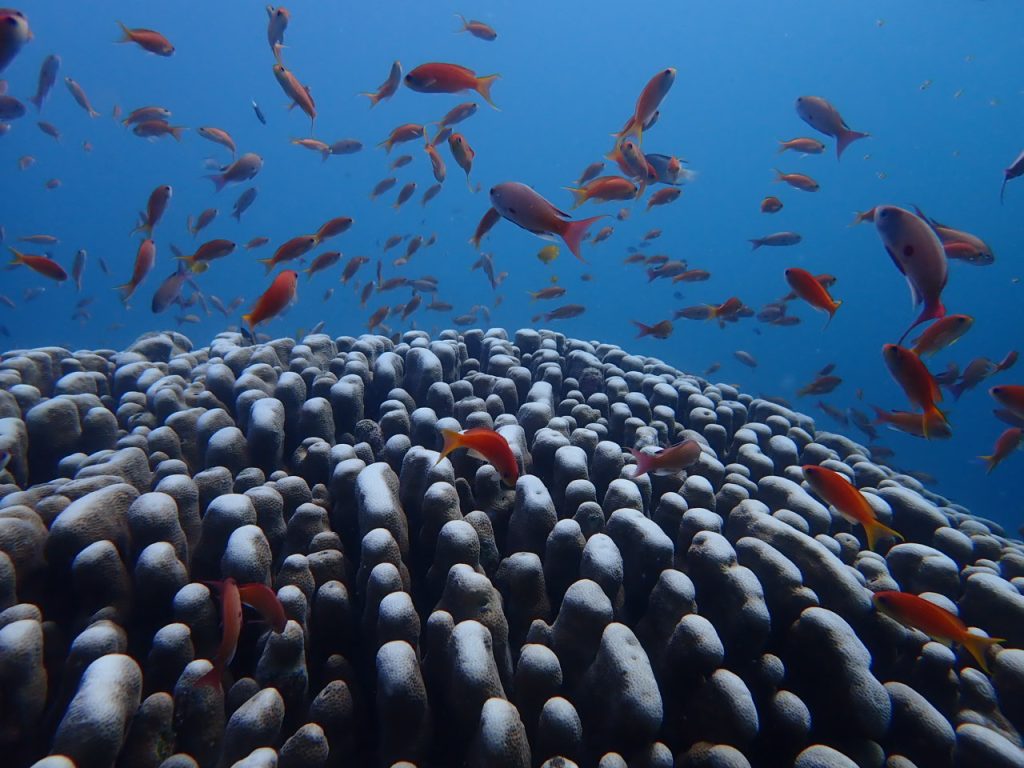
[470,206,501,249]
[117,238,157,301]
[390,154,413,169]
[536,245,559,264]
[785,267,842,325]
[8,247,67,281]
[133,184,173,236]
[179,238,235,273]
[17,234,57,244]
[615,68,676,143]
[195,578,242,688]
[577,161,605,186]
[978,427,1022,474]
[405,62,499,109]
[37,120,60,140]
[424,143,447,183]
[189,208,218,237]
[872,591,1003,673]
[435,102,478,130]
[883,344,948,438]
[774,168,819,192]
[592,226,614,244]
[778,137,826,154]
[315,216,354,242]
[207,153,263,192]
[330,138,362,156]
[797,375,843,397]
[631,438,702,477]
[232,188,258,221]
[647,260,689,282]
[795,95,869,159]
[542,303,586,321]
[750,232,802,249]
[260,235,318,273]
[455,13,497,40]
[360,61,402,108]
[910,314,973,357]
[370,177,398,199]
[305,251,341,280]
[266,6,290,51]
[632,319,673,339]
[990,385,1024,421]
[252,99,266,125]
[646,188,681,211]
[44,177,61,190]
[393,181,417,210]
[734,350,758,368]
[272,63,316,129]
[489,182,603,262]
[133,119,184,141]
[64,76,99,117]
[152,262,190,313]
[71,248,86,292]
[529,286,566,301]
[1000,149,1024,204]
[803,464,903,551]
[379,123,424,153]
[122,105,171,126]
[30,54,59,111]
[448,133,475,189]
[116,21,174,56]
[671,269,710,283]
[566,176,638,208]
[197,126,236,156]
[422,183,442,206]
[436,427,518,485]
[817,401,849,426]
[243,270,299,329]
[18,155,34,170]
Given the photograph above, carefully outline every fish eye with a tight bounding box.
[4,16,18,25]
[509,207,517,215]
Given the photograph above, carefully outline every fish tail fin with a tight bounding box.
[561,215,603,262]
[864,517,904,551]
[823,300,842,329]
[30,94,42,111]
[115,20,132,43]
[776,141,788,154]
[475,74,500,109]
[377,138,393,153]
[922,405,949,440]
[241,313,255,330]
[646,268,659,283]
[605,145,624,164]
[437,428,462,464]
[564,186,588,210]
[749,239,762,250]
[360,91,382,108]
[114,282,134,301]
[257,258,275,274]
[772,167,784,182]
[628,448,652,477]
[170,126,185,142]
[205,173,227,192]
[7,247,24,266]
[836,129,870,160]
[88,108,99,119]
[455,13,469,31]
[960,633,1004,674]
[632,320,652,338]
[978,453,999,474]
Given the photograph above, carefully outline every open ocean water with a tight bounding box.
[1,0,1021,533]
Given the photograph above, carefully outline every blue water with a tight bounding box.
[1,2,1021,531]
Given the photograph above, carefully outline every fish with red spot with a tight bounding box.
[489,182,603,262]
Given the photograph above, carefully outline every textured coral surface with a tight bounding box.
[0,328,1022,768]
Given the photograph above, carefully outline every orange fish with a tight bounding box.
[273,63,315,130]
[117,239,156,301]
[116,21,174,56]
[882,344,948,438]
[785,267,842,325]
[243,270,298,330]
[646,188,681,211]
[910,314,973,357]
[361,60,402,108]
[405,62,499,109]
[237,582,287,633]
[871,405,952,440]
[196,578,242,688]
[425,142,447,183]
[671,269,710,283]
[448,133,475,188]
[777,137,826,154]
[872,591,1003,673]
[132,184,172,237]
[379,123,424,153]
[179,238,236,274]
[761,196,783,214]
[802,464,903,551]
[259,235,318,273]
[630,438,701,477]
[436,427,519,485]
[470,207,501,249]
[774,169,820,192]
[990,384,1024,421]
[616,68,675,143]
[314,216,354,243]
[456,14,497,40]
[7,247,67,281]
[979,427,1022,474]
[565,176,638,209]
[632,319,673,339]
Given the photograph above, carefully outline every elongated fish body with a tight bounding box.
[489,182,602,261]
[1001,149,1024,203]
[874,206,948,342]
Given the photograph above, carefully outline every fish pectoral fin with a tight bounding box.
[465,448,490,462]
[884,246,906,276]
[906,276,922,309]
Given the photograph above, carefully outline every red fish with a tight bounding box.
[872,591,1003,673]
[910,315,973,357]
[616,68,675,143]
[795,95,869,160]
[882,344,948,438]
[978,427,1022,474]
[243,270,298,330]
[632,319,673,339]
[630,439,701,477]
[117,239,156,301]
[405,62,499,108]
[196,578,242,687]
[361,60,401,107]
[237,582,287,633]
[785,267,842,325]
[116,21,174,56]
[456,14,497,40]
[565,176,637,208]
[436,427,519,485]
[470,207,501,249]
[7,247,66,281]
[132,184,172,237]
[379,123,424,153]
[802,464,903,551]
[990,385,1024,421]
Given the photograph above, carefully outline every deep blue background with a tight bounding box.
[1,2,1022,529]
